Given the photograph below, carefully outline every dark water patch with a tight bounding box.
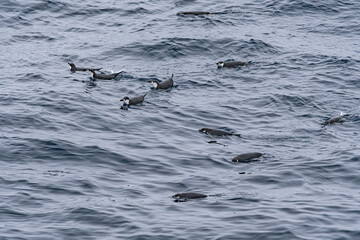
[0,177,84,201]
[274,94,322,110]
[245,175,280,185]
[328,22,360,36]
[105,22,124,27]
[104,38,278,60]
[107,38,211,60]
[53,227,105,239]
[19,0,71,15]
[65,27,95,33]
[222,214,275,223]
[1,0,22,11]
[122,234,177,240]
[304,19,360,36]
[2,14,33,28]
[227,196,261,203]
[58,6,122,18]
[121,7,152,16]
[66,207,131,227]
[348,114,360,123]
[174,0,197,7]
[18,73,46,82]
[222,38,279,57]
[119,188,148,199]
[218,230,300,240]
[174,12,232,28]
[0,207,28,218]
[297,160,360,186]
[44,170,71,177]
[1,138,130,167]
[0,112,61,132]
[264,0,352,16]
[58,5,153,19]
[302,54,357,67]
[43,185,85,196]
[349,156,360,162]
[180,155,229,170]
[59,53,81,62]
[183,78,219,89]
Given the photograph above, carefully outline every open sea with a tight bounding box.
[1,0,360,239]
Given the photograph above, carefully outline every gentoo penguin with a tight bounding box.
[172,192,208,201]
[199,128,241,137]
[216,61,252,68]
[68,62,102,72]
[232,152,263,163]
[148,74,174,90]
[120,93,147,110]
[177,11,211,16]
[88,69,123,80]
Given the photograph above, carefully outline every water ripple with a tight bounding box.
[1,0,360,239]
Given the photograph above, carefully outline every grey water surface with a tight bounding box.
[1,0,360,239]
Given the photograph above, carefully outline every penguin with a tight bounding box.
[232,152,263,163]
[148,74,174,90]
[120,93,147,110]
[88,69,123,80]
[68,62,102,72]
[216,61,252,68]
[323,116,343,125]
[177,11,211,16]
[172,192,208,202]
[199,128,241,137]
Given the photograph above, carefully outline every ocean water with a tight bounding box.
[1,0,360,239]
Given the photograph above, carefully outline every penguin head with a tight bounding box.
[68,62,76,71]
[216,61,224,67]
[199,128,207,133]
[87,69,95,76]
[148,80,160,89]
[120,96,130,105]
[172,193,182,199]
[172,193,188,202]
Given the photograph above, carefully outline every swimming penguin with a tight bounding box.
[172,192,208,201]
[120,93,147,110]
[148,74,174,90]
[207,140,226,146]
[232,152,263,163]
[216,61,252,68]
[323,116,344,126]
[177,11,211,16]
[68,62,102,72]
[199,128,241,137]
[88,69,123,80]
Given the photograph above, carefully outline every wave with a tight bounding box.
[103,38,279,60]
[263,0,357,16]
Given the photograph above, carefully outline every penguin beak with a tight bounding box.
[147,80,152,83]
[120,98,124,102]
